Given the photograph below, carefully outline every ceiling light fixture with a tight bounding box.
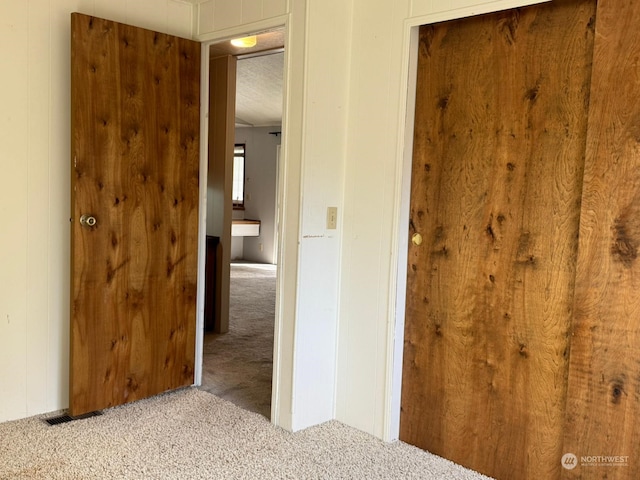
[230,36,257,48]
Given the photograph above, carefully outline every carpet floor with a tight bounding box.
[0,388,493,479]
[0,263,493,479]
[200,262,276,418]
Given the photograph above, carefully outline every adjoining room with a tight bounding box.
[200,31,284,419]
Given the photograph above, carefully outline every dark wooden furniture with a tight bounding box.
[204,236,219,332]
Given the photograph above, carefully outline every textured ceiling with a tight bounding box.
[235,52,283,127]
[209,29,285,128]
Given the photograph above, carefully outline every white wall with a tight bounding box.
[290,0,352,429]
[235,126,281,264]
[197,0,288,34]
[336,0,412,440]
[0,0,193,423]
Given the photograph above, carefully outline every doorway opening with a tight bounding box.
[199,28,285,420]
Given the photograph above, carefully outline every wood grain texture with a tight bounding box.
[207,55,236,334]
[400,1,596,479]
[70,13,200,415]
[563,1,640,478]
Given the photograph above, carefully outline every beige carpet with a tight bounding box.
[0,388,493,479]
[200,262,276,418]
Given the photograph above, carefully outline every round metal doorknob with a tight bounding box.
[412,233,423,246]
[80,214,97,228]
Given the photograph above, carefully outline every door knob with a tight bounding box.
[80,214,97,228]
[412,233,423,246]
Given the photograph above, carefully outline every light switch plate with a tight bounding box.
[327,207,338,229]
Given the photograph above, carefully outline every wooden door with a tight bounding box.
[70,13,200,416]
[400,1,596,479]
[563,0,640,477]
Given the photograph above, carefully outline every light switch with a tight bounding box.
[327,207,338,229]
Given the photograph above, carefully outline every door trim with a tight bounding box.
[195,17,290,427]
[193,36,209,396]
[387,0,552,442]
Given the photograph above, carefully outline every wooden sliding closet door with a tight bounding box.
[563,1,640,478]
[400,1,596,479]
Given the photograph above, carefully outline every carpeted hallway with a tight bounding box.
[200,262,276,418]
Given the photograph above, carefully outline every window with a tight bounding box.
[233,144,245,209]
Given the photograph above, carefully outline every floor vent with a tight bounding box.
[44,411,102,426]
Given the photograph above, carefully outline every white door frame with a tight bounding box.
[194,17,290,426]
[273,145,282,264]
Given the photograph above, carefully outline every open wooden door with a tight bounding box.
[70,13,201,416]
[400,1,596,479]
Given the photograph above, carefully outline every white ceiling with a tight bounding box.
[235,51,284,127]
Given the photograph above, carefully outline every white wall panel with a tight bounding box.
[167,1,194,38]
[48,0,76,417]
[79,0,196,35]
[94,0,127,23]
[289,0,352,430]
[213,0,242,31]
[410,0,431,16]
[292,239,340,427]
[127,0,169,31]
[198,0,215,34]
[262,0,287,19]
[241,0,263,25]
[26,0,53,416]
[197,0,288,37]
[337,0,411,439]
[0,0,29,422]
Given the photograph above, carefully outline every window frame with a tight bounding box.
[232,143,246,210]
